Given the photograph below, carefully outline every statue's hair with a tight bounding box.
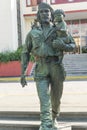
[37,2,54,23]
[54,9,65,17]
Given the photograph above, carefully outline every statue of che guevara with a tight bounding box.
[20,2,76,130]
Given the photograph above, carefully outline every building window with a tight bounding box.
[26,0,48,6]
[31,0,37,6]
[50,0,56,4]
[26,0,31,6]
[26,0,37,7]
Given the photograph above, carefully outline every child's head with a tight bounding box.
[54,9,65,23]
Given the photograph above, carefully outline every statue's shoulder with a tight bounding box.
[29,25,42,38]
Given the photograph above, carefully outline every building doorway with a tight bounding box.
[66,19,87,54]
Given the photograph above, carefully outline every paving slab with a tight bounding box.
[0,81,87,113]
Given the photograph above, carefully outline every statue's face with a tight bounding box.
[39,8,51,23]
[54,14,63,23]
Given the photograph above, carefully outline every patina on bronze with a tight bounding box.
[20,2,76,130]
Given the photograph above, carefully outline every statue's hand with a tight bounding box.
[53,38,65,50]
[20,75,27,87]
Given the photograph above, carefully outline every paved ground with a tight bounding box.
[0,81,87,112]
[0,81,87,130]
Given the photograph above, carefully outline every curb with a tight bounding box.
[0,77,33,82]
[0,76,87,82]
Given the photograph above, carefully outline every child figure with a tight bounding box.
[53,9,70,63]
[53,9,69,43]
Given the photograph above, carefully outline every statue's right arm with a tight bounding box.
[20,32,32,87]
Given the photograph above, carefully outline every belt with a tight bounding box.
[35,56,59,63]
[46,56,59,63]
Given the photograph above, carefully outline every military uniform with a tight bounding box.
[21,22,75,130]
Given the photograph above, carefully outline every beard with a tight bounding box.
[41,17,51,24]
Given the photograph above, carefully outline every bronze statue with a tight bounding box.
[20,2,76,130]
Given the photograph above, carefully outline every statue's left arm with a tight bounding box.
[52,33,76,52]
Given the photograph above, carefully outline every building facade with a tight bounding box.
[20,0,87,53]
[0,0,87,53]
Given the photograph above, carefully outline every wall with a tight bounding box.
[0,0,18,52]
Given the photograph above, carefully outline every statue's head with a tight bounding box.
[54,9,65,17]
[37,2,54,24]
[54,9,65,23]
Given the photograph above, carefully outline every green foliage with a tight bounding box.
[0,46,35,63]
[0,46,23,63]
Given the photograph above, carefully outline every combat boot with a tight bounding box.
[53,118,59,130]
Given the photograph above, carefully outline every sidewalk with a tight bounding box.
[0,75,87,82]
[0,81,87,112]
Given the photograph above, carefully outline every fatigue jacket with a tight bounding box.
[23,24,75,58]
